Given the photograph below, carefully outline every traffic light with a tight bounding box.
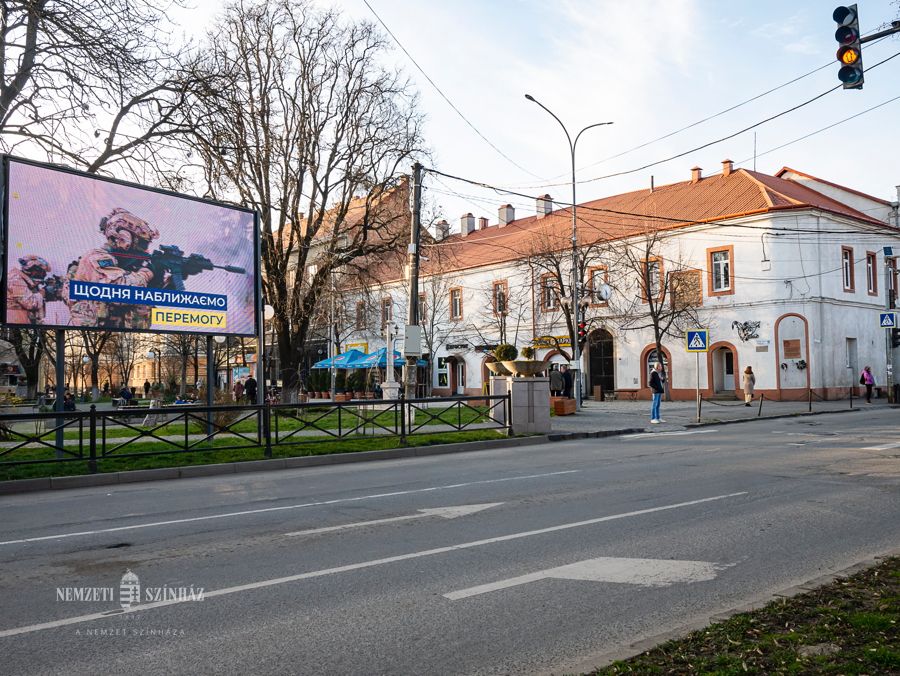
[833,5,864,89]
[892,328,900,348]
[577,320,588,344]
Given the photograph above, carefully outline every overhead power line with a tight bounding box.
[361,0,542,179]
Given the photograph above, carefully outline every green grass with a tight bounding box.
[591,556,900,675]
[0,427,515,482]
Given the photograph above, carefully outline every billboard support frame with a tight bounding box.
[54,329,64,458]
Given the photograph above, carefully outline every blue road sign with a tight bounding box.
[879,312,896,328]
[685,329,709,352]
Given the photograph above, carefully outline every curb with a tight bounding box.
[685,406,861,427]
[565,546,900,674]
[0,434,550,495]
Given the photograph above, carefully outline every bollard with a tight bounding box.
[757,392,764,417]
[808,387,812,413]
[88,405,98,473]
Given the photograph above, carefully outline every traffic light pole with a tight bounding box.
[403,162,423,401]
[886,263,894,402]
[859,21,900,44]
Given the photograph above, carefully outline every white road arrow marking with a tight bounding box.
[0,491,747,638]
[444,556,727,600]
[285,503,503,537]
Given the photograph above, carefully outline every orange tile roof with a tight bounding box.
[775,166,893,206]
[414,167,890,279]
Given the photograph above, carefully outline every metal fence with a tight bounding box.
[0,393,512,474]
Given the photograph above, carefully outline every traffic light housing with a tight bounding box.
[834,5,864,89]
[577,319,587,344]
[892,328,900,348]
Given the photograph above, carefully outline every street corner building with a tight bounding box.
[347,162,900,402]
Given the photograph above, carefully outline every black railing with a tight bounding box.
[0,392,512,474]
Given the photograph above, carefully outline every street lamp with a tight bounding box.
[525,93,612,409]
[263,304,275,390]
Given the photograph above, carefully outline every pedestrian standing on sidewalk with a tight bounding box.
[742,366,756,406]
[649,362,666,424]
[561,365,573,399]
[860,365,875,403]
[549,366,564,397]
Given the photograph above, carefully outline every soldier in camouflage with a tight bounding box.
[70,208,161,329]
[7,255,52,325]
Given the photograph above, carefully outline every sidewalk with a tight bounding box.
[550,396,882,435]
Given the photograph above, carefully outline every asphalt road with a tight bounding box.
[0,408,897,675]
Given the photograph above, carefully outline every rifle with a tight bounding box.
[147,245,247,291]
[40,275,65,301]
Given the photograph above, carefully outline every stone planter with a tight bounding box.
[501,360,547,377]
[485,361,513,376]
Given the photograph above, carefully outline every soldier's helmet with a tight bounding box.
[100,208,159,250]
[18,255,50,278]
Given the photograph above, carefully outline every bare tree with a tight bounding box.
[1,327,45,399]
[182,0,424,401]
[607,227,704,396]
[161,334,200,396]
[106,333,146,391]
[466,278,530,351]
[520,224,611,361]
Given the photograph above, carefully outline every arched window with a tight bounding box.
[645,348,668,378]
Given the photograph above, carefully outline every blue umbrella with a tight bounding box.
[311,349,366,369]
[357,348,427,368]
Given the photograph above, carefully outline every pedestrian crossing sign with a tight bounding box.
[685,329,709,353]
[880,312,896,328]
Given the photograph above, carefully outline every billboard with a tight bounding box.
[2,157,258,336]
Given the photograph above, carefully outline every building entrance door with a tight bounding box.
[588,329,614,398]
[713,347,735,392]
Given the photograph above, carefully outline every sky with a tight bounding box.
[174,0,900,231]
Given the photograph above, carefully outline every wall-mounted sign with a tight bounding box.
[445,343,468,351]
[532,335,572,348]
[782,339,802,359]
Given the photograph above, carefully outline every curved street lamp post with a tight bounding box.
[525,94,612,409]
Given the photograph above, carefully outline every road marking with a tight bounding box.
[863,441,900,451]
[622,429,718,440]
[285,503,503,537]
[444,556,726,600]
[0,491,747,638]
[0,471,577,546]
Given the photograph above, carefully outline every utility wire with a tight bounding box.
[361,0,542,179]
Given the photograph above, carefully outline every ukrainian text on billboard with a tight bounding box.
[3,158,257,336]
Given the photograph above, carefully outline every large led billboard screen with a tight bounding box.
[2,157,258,336]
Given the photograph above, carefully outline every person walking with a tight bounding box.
[233,379,244,402]
[143,380,151,398]
[649,362,666,424]
[860,365,875,403]
[561,365,573,399]
[244,375,258,403]
[549,366,564,397]
[742,366,756,406]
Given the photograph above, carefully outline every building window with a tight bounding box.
[641,258,663,302]
[492,280,508,315]
[588,266,609,305]
[645,348,669,383]
[889,258,897,308]
[842,247,855,292]
[356,301,366,329]
[671,270,702,307]
[418,293,427,323]
[707,246,734,296]
[540,274,559,311]
[381,297,392,327]
[449,288,463,320]
[866,251,877,296]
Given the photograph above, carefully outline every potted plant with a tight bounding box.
[502,344,547,377]
[486,344,516,376]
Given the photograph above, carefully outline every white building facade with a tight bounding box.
[344,164,900,401]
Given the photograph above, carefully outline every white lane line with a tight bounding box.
[622,429,718,440]
[863,441,900,451]
[444,556,727,600]
[0,471,578,546]
[0,491,747,638]
[285,503,503,537]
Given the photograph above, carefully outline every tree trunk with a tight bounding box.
[90,361,100,401]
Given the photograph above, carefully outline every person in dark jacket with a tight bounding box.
[561,365,573,399]
[244,375,258,403]
[649,362,666,423]
[549,366,564,397]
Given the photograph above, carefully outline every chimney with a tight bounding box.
[478,216,489,230]
[435,219,450,240]
[498,204,515,227]
[691,166,702,183]
[536,194,553,218]
[650,175,654,193]
[721,159,733,177]
[460,213,476,237]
